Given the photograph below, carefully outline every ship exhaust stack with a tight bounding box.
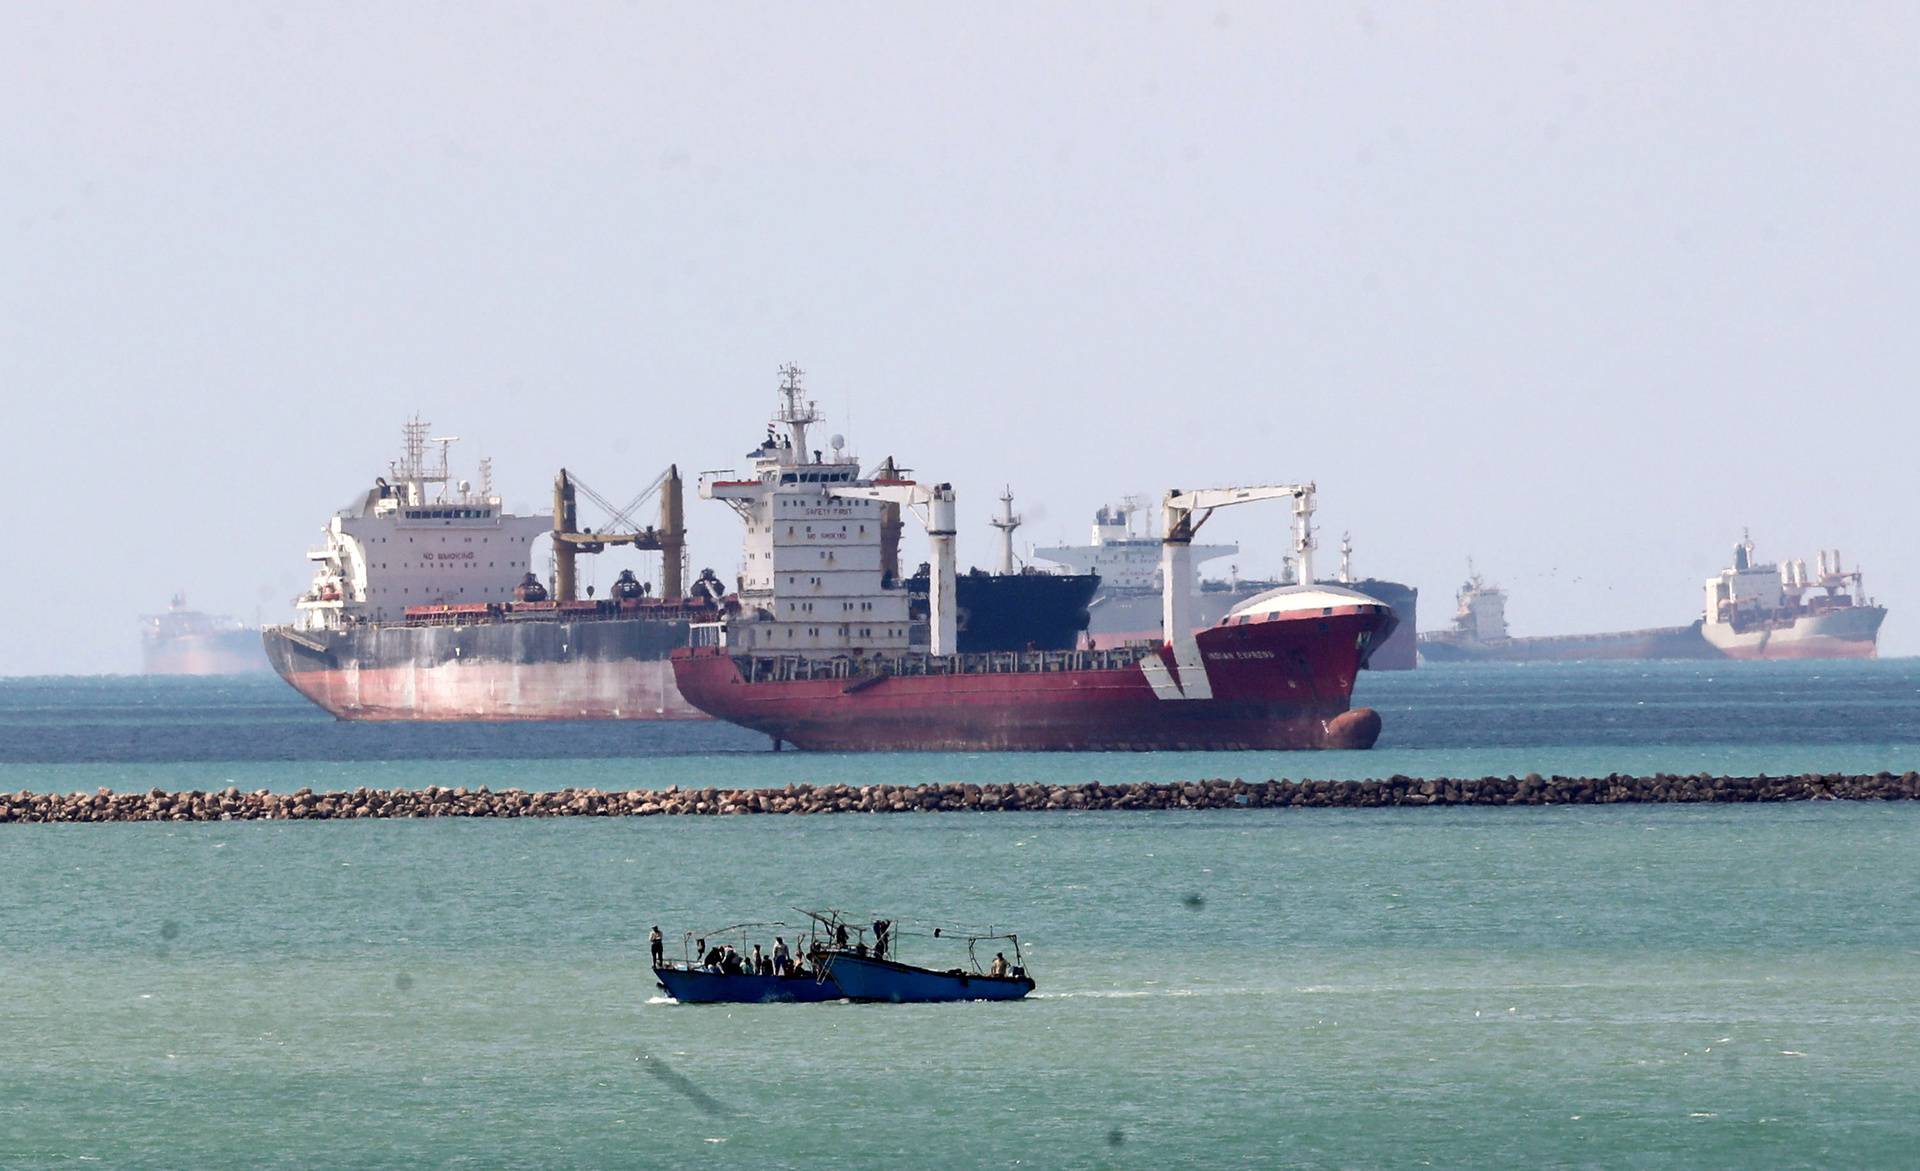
[929,488,959,654]
[874,457,904,583]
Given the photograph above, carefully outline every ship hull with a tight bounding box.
[263,616,702,721]
[824,953,1034,1002]
[1418,621,1720,663]
[1702,605,1884,661]
[653,967,844,1004]
[670,603,1393,752]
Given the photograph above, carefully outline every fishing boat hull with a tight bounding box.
[824,953,1036,1002]
[652,967,844,1004]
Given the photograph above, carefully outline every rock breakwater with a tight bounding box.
[2,773,1918,823]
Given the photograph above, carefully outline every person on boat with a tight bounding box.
[834,923,850,949]
[853,939,868,957]
[721,946,745,975]
[772,937,791,975]
[649,926,664,968]
[872,920,891,960]
[701,941,723,971]
[989,952,1010,978]
[751,944,765,975]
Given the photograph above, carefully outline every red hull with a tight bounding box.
[671,604,1392,751]
[275,659,703,721]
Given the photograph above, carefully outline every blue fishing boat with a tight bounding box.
[653,966,843,1004]
[806,911,1036,1003]
[823,952,1035,1003]
[652,921,843,1004]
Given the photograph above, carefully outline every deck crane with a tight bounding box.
[551,466,687,602]
[830,481,960,655]
[1161,484,1316,645]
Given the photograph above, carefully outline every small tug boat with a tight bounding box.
[652,922,843,1004]
[810,911,1036,1004]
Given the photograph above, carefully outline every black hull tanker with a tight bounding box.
[908,567,1099,653]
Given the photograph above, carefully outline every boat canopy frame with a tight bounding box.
[796,907,1029,976]
[673,920,803,968]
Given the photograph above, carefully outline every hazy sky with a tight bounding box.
[4,3,1915,674]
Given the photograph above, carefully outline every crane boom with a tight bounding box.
[831,482,960,656]
[1161,482,1317,645]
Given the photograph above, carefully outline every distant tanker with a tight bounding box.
[142,594,270,675]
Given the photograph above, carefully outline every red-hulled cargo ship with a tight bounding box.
[673,587,1394,751]
[667,365,1392,752]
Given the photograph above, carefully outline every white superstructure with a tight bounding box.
[292,419,551,632]
[1701,532,1860,629]
[698,366,915,656]
[1035,499,1236,592]
[1445,566,1510,643]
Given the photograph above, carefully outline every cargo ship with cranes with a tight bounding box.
[262,420,1100,721]
[669,366,1396,751]
[1699,534,1885,659]
[1417,535,1885,662]
[262,420,720,719]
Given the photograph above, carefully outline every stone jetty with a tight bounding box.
[1,773,1918,822]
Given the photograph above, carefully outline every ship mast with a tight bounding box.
[989,487,1023,575]
[390,416,458,506]
[775,363,817,461]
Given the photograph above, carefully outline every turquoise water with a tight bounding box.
[3,662,1919,1167]
[4,659,1920,792]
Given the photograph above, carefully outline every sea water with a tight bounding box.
[1,661,1917,1167]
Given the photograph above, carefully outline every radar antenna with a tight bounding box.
[774,363,819,458]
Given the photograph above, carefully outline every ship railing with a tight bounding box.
[395,600,721,629]
[734,645,1153,681]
